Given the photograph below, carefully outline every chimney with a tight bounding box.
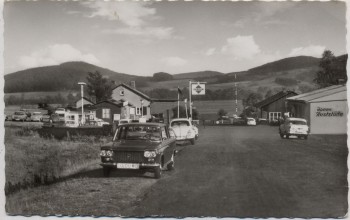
[130,81,136,89]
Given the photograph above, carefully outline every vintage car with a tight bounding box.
[279,117,309,139]
[170,118,197,145]
[12,111,28,122]
[30,112,43,122]
[42,113,65,127]
[246,117,256,126]
[100,123,177,179]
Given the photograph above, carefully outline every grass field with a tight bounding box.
[5,125,108,195]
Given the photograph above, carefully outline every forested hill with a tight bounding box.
[4,62,138,93]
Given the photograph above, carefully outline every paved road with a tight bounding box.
[127,125,347,218]
[7,125,347,217]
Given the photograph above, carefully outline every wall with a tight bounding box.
[94,102,121,124]
[309,101,347,134]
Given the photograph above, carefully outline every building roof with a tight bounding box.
[255,91,298,108]
[287,85,346,103]
[74,97,95,104]
[93,99,134,108]
[113,83,151,101]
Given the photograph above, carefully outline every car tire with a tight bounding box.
[304,135,308,140]
[190,138,195,145]
[286,134,289,139]
[279,133,284,138]
[103,167,111,177]
[167,153,175,171]
[154,165,162,179]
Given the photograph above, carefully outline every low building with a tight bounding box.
[92,100,124,124]
[255,90,298,122]
[111,83,152,120]
[286,85,347,134]
[75,97,94,109]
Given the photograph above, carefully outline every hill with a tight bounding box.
[173,70,224,80]
[4,62,139,93]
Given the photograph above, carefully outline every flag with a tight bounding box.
[177,87,182,96]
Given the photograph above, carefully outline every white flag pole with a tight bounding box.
[185,99,188,118]
[189,80,192,119]
[177,87,180,118]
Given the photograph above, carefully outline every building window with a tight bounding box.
[102,108,110,119]
[120,89,125,96]
[136,107,141,115]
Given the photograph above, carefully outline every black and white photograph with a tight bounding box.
[1,0,348,218]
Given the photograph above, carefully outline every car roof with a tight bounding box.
[119,122,165,126]
[171,118,190,122]
[286,117,307,122]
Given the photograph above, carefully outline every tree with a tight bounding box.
[314,50,347,87]
[265,90,273,99]
[217,109,227,118]
[86,71,113,102]
[244,92,263,107]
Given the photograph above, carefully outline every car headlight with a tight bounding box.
[100,150,106,157]
[144,151,157,158]
[106,150,113,157]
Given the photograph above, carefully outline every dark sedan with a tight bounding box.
[100,123,177,179]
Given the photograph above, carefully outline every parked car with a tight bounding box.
[100,123,177,178]
[119,119,132,125]
[95,118,110,127]
[246,117,256,126]
[257,118,268,125]
[12,111,28,122]
[42,113,65,127]
[232,117,246,126]
[170,118,197,145]
[30,112,43,122]
[215,118,231,125]
[279,117,309,139]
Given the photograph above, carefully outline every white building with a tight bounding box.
[287,85,347,134]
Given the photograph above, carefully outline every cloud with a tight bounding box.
[221,35,261,59]
[104,26,174,40]
[288,45,326,57]
[82,1,156,27]
[82,1,177,40]
[205,48,216,56]
[161,57,188,67]
[19,44,100,68]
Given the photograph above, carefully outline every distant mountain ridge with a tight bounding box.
[4,55,346,94]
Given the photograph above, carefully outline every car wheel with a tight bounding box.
[279,133,284,138]
[167,153,175,171]
[190,138,195,145]
[304,135,308,140]
[154,164,162,179]
[195,135,198,140]
[103,167,111,177]
[286,134,289,139]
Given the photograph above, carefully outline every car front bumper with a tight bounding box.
[100,162,160,169]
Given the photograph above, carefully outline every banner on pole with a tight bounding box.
[191,82,205,95]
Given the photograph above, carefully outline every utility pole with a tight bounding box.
[78,82,86,125]
[189,80,192,119]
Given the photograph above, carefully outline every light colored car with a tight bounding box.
[12,111,28,122]
[246,118,256,126]
[30,112,43,122]
[279,117,309,139]
[170,118,197,145]
[96,118,110,127]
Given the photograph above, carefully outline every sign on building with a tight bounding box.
[191,83,205,95]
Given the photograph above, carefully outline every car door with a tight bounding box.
[160,126,173,164]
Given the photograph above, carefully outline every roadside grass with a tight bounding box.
[5,126,107,195]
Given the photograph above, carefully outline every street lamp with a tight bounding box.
[78,82,86,125]
[140,99,144,117]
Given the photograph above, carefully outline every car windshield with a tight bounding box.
[289,120,306,125]
[248,119,255,122]
[117,125,162,141]
[15,112,25,115]
[33,112,41,115]
[171,121,189,127]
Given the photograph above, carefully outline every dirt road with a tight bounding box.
[6,126,347,217]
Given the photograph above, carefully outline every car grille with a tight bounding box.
[114,151,146,163]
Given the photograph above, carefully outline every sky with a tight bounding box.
[3,1,347,76]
